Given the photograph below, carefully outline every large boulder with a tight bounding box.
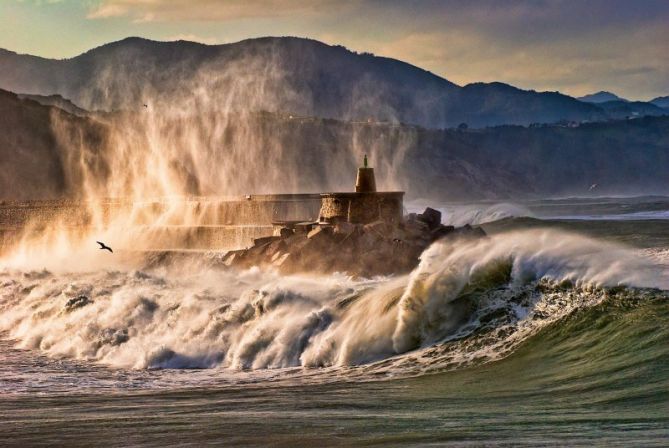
[417,207,442,230]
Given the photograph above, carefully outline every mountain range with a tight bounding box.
[4,36,661,129]
[1,36,668,201]
[576,90,668,119]
[578,91,627,103]
[651,96,669,108]
[2,87,668,201]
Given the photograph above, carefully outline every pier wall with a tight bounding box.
[319,192,404,224]
[0,195,321,253]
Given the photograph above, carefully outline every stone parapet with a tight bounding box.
[319,192,404,224]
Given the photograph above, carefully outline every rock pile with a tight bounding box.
[223,207,486,277]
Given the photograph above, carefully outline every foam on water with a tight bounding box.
[544,209,669,220]
[1,229,665,379]
[405,201,533,226]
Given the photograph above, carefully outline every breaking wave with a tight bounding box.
[0,229,666,378]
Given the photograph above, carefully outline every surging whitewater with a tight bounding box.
[1,229,666,376]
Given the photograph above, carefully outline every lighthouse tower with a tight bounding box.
[318,155,404,224]
[355,154,377,192]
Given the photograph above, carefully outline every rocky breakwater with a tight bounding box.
[222,207,485,277]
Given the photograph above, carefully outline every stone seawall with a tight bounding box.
[0,195,322,253]
[319,192,404,224]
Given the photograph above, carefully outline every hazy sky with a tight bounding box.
[1,0,667,100]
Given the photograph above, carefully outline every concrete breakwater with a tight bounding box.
[0,195,487,278]
[0,161,485,272]
[0,195,322,253]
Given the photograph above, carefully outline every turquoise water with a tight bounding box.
[1,198,668,446]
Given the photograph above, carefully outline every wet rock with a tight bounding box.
[100,328,129,346]
[21,284,38,295]
[273,253,291,267]
[295,222,316,233]
[363,220,389,237]
[253,236,280,247]
[279,227,293,239]
[285,233,312,252]
[431,224,455,241]
[222,249,243,266]
[23,269,51,280]
[64,295,92,312]
[403,217,429,236]
[224,210,486,277]
[265,239,287,258]
[334,221,356,237]
[358,230,380,252]
[307,225,333,241]
[417,207,442,230]
[138,297,158,313]
[147,347,176,368]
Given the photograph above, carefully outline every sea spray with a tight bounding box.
[1,228,666,374]
[392,229,667,353]
[0,40,424,260]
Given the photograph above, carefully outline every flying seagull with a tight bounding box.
[96,241,113,253]
[589,183,598,191]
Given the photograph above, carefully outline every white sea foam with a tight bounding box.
[405,201,533,226]
[1,229,664,375]
[542,209,669,221]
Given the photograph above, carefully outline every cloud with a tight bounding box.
[359,21,668,98]
[321,1,669,99]
[87,0,351,22]
[26,0,669,99]
[87,2,128,19]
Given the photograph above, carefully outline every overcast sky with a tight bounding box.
[1,0,667,100]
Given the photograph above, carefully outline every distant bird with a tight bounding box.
[143,104,148,108]
[96,241,113,253]
[589,183,598,191]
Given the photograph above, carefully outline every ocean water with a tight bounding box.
[1,197,668,446]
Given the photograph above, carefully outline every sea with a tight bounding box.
[1,196,668,446]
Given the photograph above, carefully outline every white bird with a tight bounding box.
[589,183,598,191]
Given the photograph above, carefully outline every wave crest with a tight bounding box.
[0,229,665,375]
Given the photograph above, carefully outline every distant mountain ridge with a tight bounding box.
[2,86,669,201]
[17,93,88,116]
[0,36,609,129]
[0,89,108,200]
[578,91,627,103]
[651,96,669,108]
[596,100,667,119]
[577,91,668,118]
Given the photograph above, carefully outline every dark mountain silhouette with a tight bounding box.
[0,89,109,200]
[595,100,668,119]
[650,96,669,109]
[0,37,608,129]
[578,91,627,103]
[17,93,88,116]
[578,91,667,119]
[2,87,668,201]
